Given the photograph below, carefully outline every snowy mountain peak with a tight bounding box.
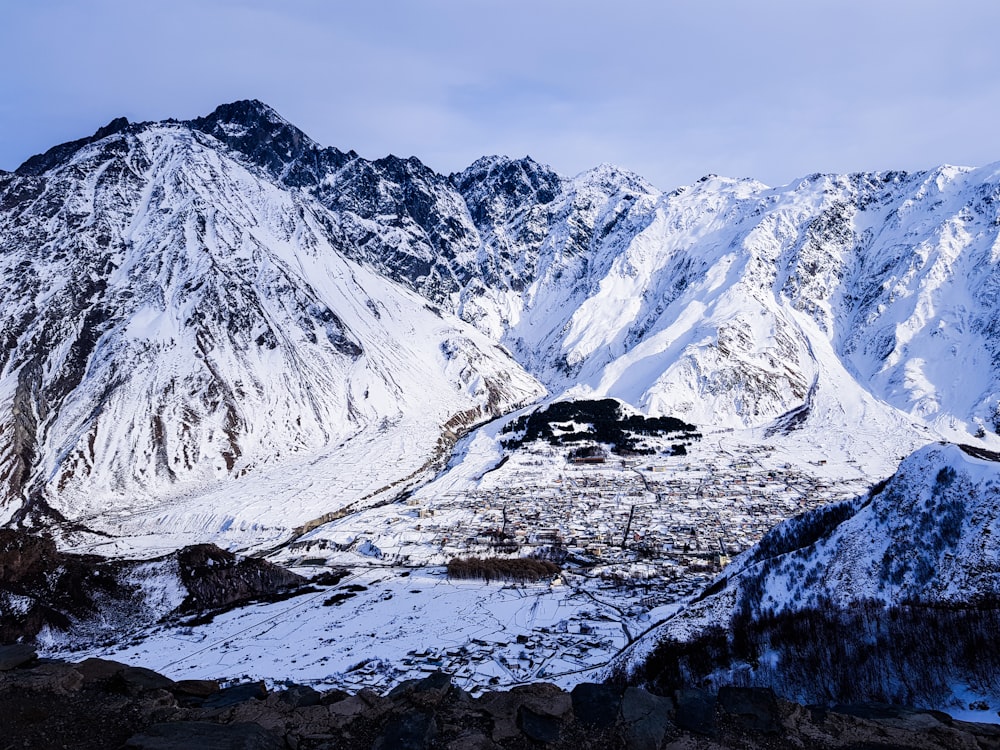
[3,100,1000,549]
[197,98,290,130]
[570,162,658,197]
[0,114,543,537]
[189,99,351,187]
[453,155,561,198]
[14,116,132,176]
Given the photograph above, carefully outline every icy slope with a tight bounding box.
[489,171,1000,437]
[0,119,542,537]
[696,443,1000,619]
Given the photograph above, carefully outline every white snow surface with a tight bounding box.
[3,109,1000,552]
[43,567,635,693]
[0,124,543,550]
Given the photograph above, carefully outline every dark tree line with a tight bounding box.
[630,595,1000,707]
[446,556,560,583]
[501,399,699,455]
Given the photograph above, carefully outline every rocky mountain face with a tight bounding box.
[218,101,1000,439]
[0,104,543,534]
[196,101,1000,439]
[2,99,1000,544]
[0,529,304,645]
[618,443,1000,709]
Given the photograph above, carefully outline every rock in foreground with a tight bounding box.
[1,654,999,749]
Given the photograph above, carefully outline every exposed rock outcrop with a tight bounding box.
[0,531,306,643]
[1,655,998,750]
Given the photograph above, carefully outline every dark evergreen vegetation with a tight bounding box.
[740,497,861,567]
[631,596,1000,707]
[501,399,699,456]
[446,556,560,583]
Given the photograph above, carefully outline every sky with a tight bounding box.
[3,0,1000,190]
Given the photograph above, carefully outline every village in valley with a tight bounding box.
[249,412,876,693]
[49,404,892,694]
[45,402,893,694]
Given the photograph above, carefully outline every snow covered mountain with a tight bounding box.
[449,166,1000,437]
[156,102,1000,444]
[0,106,542,542]
[207,101,1000,439]
[617,443,1000,707]
[2,99,1000,550]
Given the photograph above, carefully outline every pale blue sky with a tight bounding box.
[3,0,1000,189]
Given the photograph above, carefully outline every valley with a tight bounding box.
[38,415,889,697]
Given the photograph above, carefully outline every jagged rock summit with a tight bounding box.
[0,102,544,546]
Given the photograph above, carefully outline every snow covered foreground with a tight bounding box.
[43,568,640,693]
[38,420,911,694]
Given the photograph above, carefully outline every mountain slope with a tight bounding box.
[475,170,1000,437]
[4,100,1000,549]
[618,443,1000,707]
[0,115,542,541]
[177,101,1000,440]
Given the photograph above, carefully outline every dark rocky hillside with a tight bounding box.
[0,531,304,643]
[1,647,997,749]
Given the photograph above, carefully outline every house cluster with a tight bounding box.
[404,441,868,584]
[285,439,874,692]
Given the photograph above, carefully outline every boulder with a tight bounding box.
[281,704,332,738]
[0,643,36,671]
[388,670,453,709]
[620,687,674,750]
[674,688,716,735]
[718,686,780,734]
[74,657,129,682]
[172,678,222,698]
[478,682,571,742]
[112,666,175,695]
[444,729,500,750]
[831,703,953,731]
[176,545,303,613]
[319,687,351,705]
[518,705,561,743]
[373,709,437,750]
[218,693,294,734]
[571,682,624,729]
[200,681,267,709]
[19,661,84,695]
[125,721,283,749]
[326,690,392,729]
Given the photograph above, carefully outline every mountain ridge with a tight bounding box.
[0,114,544,541]
[2,99,1000,551]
